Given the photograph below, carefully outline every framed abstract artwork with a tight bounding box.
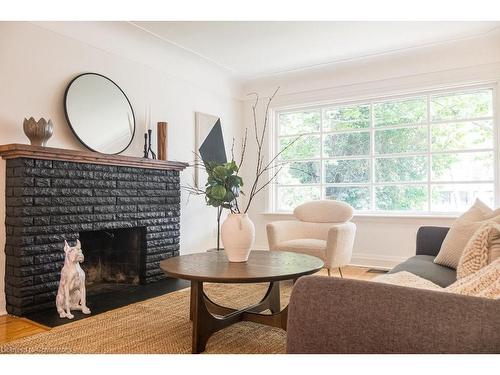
[194,112,227,188]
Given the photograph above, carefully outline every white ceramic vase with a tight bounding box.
[221,213,255,262]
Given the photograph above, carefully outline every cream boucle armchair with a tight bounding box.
[266,200,356,277]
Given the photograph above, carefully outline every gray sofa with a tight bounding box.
[286,226,500,353]
[388,226,456,286]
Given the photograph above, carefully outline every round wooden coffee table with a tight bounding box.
[160,250,323,353]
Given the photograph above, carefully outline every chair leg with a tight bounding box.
[327,268,331,277]
[338,267,343,278]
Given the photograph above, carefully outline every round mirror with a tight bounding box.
[64,73,135,154]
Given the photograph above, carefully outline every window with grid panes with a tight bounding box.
[274,87,495,213]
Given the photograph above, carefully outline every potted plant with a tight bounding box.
[203,160,243,252]
[187,88,298,262]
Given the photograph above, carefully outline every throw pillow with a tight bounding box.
[488,233,500,263]
[446,258,500,299]
[434,199,500,269]
[456,221,500,279]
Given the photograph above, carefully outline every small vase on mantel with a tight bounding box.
[23,117,54,147]
[221,213,255,262]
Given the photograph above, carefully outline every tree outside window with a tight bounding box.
[275,88,495,213]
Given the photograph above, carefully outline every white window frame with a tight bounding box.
[269,83,498,215]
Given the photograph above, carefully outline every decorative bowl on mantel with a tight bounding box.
[23,117,54,147]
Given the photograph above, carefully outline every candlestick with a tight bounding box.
[148,105,152,131]
[143,133,148,158]
[147,129,156,160]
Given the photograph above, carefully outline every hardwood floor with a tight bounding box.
[0,315,49,344]
[0,265,382,346]
[327,265,382,280]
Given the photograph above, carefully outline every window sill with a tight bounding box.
[260,211,459,220]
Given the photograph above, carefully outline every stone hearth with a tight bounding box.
[1,144,187,316]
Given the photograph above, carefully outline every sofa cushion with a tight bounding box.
[389,255,456,287]
[434,199,500,269]
[275,239,326,261]
[293,200,353,223]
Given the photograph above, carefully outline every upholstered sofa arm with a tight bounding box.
[416,226,450,256]
[287,276,500,354]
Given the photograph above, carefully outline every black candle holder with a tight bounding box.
[143,130,157,159]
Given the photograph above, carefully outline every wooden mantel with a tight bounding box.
[0,144,188,171]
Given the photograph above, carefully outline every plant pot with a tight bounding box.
[221,213,255,262]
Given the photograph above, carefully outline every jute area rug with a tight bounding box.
[0,277,307,354]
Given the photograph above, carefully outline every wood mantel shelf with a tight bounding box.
[0,144,188,171]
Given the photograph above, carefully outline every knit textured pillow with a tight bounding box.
[456,222,500,279]
[488,233,500,264]
[446,258,500,299]
[434,199,500,269]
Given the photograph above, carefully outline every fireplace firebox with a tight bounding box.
[80,227,146,288]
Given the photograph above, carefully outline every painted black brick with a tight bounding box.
[4,157,182,316]
[116,196,166,205]
[6,177,35,187]
[93,204,136,214]
[51,179,116,189]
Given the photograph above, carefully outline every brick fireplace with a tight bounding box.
[0,144,187,316]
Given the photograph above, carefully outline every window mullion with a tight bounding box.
[427,95,432,212]
[370,103,376,211]
[320,109,324,200]
[274,111,279,212]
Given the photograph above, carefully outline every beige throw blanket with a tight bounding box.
[374,259,500,299]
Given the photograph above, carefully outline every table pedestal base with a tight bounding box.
[190,281,287,354]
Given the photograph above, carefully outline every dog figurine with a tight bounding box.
[56,240,91,319]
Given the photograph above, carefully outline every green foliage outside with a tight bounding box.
[324,132,370,157]
[324,105,370,131]
[325,186,370,210]
[374,127,427,154]
[279,111,320,135]
[277,90,494,212]
[374,97,426,126]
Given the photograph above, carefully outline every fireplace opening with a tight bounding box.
[79,227,146,292]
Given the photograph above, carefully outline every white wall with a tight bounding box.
[241,30,500,269]
[0,22,243,315]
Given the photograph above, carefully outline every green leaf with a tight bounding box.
[227,175,243,187]
[226,160,238,173]
[224,190,235,202]
[213,165,228,179]
[210,185,226,200]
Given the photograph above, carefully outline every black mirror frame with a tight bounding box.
[64,72,136,155]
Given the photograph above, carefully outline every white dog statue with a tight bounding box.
[56,240,91,319]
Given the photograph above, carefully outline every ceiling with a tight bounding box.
[131,21,500,79]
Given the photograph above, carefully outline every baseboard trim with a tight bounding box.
[350,253,408,270]
[252,245,406,271]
